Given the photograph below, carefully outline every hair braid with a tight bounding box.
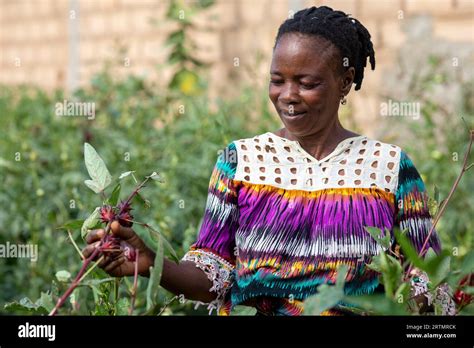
[274,6,376,90]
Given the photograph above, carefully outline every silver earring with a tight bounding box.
[340,95,347,105]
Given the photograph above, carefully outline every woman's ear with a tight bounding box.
[341,67,355,96]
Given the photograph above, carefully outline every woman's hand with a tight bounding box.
[82,221,156,277]
[83,222,218,303]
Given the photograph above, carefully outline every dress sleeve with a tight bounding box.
[394,151,441,254]
[181,142,240,315]
[395,151,455,315]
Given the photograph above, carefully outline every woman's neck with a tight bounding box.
[277,120,359,161]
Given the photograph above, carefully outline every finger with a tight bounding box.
[82,241,100,259]
[86,229,105,244]
[104,256,126,274]
[111,220,135,240]
[99,251,122,268]
[98,254,111,268]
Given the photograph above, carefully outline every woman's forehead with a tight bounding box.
[271,34,339,75]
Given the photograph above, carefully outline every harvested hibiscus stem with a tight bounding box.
[50,143,165,316]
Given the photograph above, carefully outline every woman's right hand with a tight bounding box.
[82,221,156,277]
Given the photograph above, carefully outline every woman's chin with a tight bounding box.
[280,111,310,130]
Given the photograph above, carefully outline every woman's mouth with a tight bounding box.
[281,110,307,118]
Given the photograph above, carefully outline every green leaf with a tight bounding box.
[39,292,55,313]
[147,171,164,183]
[148,226,180,264]
[425,247,438,261]
[80,278,115,288]
[424,253,451,287]
[55,270,71,282]
[116,297,130,315]
[336,265,348,287]
[304,265,348,315]
[428,197,439,218]
[84,143,112,192]
[394,282,410,303]
[118,171,135,180]
[434,185,439,204]
[369,252,403,299]
[364,226,390,249]
[304,284,341,315]
[382,228,392,249]
[162,237,179,264]
[134,191,151,209]
[57,219,84,231]
[366,254,383,273]
[460,251,474,277]
[108,183,121,206]
[343,294,408,315]
[4,295,51,315]
[364,226,381,239]
[146,232,164,311]
[394,229,424,269]
[89,285,100,305]
[464,286,474,295]
[81,207,100,240]
[84,179,103,194]
[380,253,395,297]
[232,305,257,316]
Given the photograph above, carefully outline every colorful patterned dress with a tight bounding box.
[182,131,442,315]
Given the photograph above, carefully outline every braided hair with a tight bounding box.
[274,6,375,91]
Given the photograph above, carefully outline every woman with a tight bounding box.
[83,6,442,316]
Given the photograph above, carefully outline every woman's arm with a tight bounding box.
[83,141,240,312]
[161,258,215,303]
[82,221,216,303]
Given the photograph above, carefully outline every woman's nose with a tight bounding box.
[279,82,300,104]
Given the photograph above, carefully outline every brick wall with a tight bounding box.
[0,0,472,135]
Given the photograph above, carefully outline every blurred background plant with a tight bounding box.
[0,0,277,315]
[380,15,473,269]
[0,64,277,315]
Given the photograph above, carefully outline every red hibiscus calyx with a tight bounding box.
[100,205,117,223]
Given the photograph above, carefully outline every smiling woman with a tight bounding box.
[85,6,449,316]
[268,6,375,160]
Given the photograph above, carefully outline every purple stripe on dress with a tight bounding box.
[236,185,395,259]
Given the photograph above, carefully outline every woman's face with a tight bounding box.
[269,33,353,137]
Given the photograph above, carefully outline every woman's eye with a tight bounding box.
[270,80,283,85]
[301,83,317,89]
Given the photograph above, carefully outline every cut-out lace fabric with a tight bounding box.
[410,269,456,315]
[234,132,400,193]
[181,249,235,315]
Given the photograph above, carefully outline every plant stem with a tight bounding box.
[129,249,139,315]
[419,130,473,257]
[157,295,178,316]
[51,176,153,316]
[123,177,151,208]
[68,230,85,260]
[49,246,102,316]
[406,130,473,277]
[125,219,159,241]
[131,172,139,184]
[49,221,112,316]
[78,256,104,283]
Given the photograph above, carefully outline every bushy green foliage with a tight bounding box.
[0,67,278,314]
